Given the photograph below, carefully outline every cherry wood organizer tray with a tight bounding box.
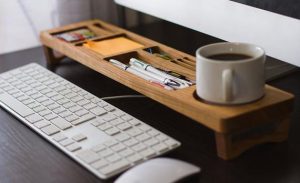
[40,19,294,160]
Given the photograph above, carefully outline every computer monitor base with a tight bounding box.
[40,19,294,160]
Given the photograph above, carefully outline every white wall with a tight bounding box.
[0,0,54,54]
[0,0,157,55]
[0,0,91,55]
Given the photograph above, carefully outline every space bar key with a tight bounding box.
[0,93,35,117]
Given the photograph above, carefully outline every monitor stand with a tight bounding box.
[265,57,299,81]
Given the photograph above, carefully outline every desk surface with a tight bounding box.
[0,21,300,183]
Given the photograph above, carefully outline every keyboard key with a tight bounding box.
[59,138,74,147]
[26,113,43,123]
[65,114,79,122]
[119,148,134,157]
[41,124,60,136]
[51,117,72,130]
[98,148,114,157]
[53,133,67,142]
[33,106,46,113]
[110,118,124,126]
[105,127,120,136]
[77,99,90,107]
[74,109,89,117]
[57,98,70,105]
[102,113,116,122]
[164,139,179,148]
[91,159,108,169]
[99,159,130,176]
[36,96,49,103]
[66,143,81,152]
[115,133,130,142]
[144,138,159,146]
[41,99,54,107]
[140,148,156,158]
[0,93,34,117]
[47,103,60,110]
[92,144,106,153]
[98,122,112,131]
[117,122,132,131]
[136,133,151,142]
[147,129,160,137]
[104,105,115,112]
[124,138,138,147]
[44,112,58,121]
[106,154,121,163]
[126,128,143,137]
[71,113,95,125]
[58,110,72,118]
[104,140,118,147]
[72,134,87,142]
[110,143,126,152]
[127,154,143,164]
[53,106,66,114]
[27,102,40,109]
[63,102,76,109]
[38,109,52,116]
[129,119,141,126]
[69,105,81,113]
[77,150,101,164]
[131,143,146,152]
[152,143,169,153]
[83,103,97,110]
[34,120,51,129]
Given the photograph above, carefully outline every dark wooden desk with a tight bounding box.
[0,22,299,183]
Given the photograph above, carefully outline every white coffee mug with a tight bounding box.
[196,42,265,105]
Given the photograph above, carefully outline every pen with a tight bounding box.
[129,58,192,86]
[109,59,174,90]
[130,65,183,89]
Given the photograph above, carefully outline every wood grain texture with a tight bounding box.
[40,19,294,160]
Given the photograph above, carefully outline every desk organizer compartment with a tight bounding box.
[40,19,294,160]
[76,34,151,57]
[144,46,196,71]
[104,51,194,89]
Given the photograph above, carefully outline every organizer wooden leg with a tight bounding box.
[43,46,65,66]
[215,117,290,160]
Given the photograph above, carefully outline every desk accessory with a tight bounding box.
[115,157,201,183]
[196,42,265,105]
[40,19,294,160]
[0,63,180,179]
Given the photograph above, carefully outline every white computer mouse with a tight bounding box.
[115,158,201,183]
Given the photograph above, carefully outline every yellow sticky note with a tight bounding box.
[83,37,144,56]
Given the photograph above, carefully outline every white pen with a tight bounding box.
[109,59,174,90]
[129,58,192,86]
[130,65,184,89]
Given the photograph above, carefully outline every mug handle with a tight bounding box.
[222,69,233,102]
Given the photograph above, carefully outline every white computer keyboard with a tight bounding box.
[0,63,180,179]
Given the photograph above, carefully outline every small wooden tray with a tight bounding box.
[40,19,294,160]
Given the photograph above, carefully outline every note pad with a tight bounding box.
[83,37,144,56]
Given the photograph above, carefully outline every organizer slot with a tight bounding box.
[51,26,99,43]
[76,34,146,57]
[93,23,118,33]
[74,33,124,46]
[104,51,144,65]
[104,51,195,87]
[144,46,196,71]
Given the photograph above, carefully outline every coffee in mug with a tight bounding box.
[196,42,265,105]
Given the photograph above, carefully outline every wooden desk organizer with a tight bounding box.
[40,20,294,160]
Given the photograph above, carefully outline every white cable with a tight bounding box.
[101,95,145,100]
